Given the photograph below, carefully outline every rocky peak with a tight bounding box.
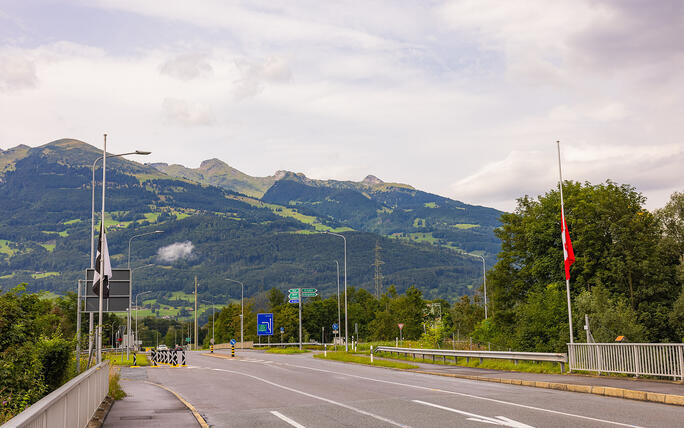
[362,175,384,185]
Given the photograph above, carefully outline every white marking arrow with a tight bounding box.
[413,400,534,428]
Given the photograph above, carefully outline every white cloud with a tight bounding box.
[157,241,195,262]
[0,55,37,91]
[162,98,215,126]
[160,53,213,81]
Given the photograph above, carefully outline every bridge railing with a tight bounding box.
[3,360,110,428]
[568,343,684,381]
[373,346,568,371]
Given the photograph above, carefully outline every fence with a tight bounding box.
[374,346,568,371]
[252,342,320,347]
[3,361,110,428]
[568,343,684,381]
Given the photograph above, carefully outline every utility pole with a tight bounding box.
[373,240,384,298]
[194,276,198,351]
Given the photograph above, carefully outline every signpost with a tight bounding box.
[257,313,274,336]
[287,288,318,350]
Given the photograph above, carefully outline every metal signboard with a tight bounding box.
[82,268,131,313]
[301,288,317,293]
[288,288,298,293]
[332,323,338,331]
[288,299,300,304]
[288,292,299,299]
[302,292,318,297]
[230,339,237,345]
[257,313,274,336]
[280,327,285,333]
[398,323,404,331]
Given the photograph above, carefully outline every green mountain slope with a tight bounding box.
[152,159,503,264]
[0,139,487,301]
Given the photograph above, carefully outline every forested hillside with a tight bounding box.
[0,139,490,301]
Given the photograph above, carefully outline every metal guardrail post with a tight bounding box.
[678,346,684,383]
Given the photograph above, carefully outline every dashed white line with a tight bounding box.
[270,411,306,428]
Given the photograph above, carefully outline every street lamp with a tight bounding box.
[202,299,215,348]
[127,230,163,358]
[108,321,118,349]
[466,254,487,319]
[135,290,152,350]
[335,260,341,348]
[323,231,348,351]
[224,279,244,349]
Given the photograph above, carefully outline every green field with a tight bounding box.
[39,243,56,252]
[136,291,217,320]
[452,223,480,229]
[0,240,16,256]
[31,271,60,279]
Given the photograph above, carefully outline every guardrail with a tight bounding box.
[3,361,110,428]
[373,346,568,371]
[253,342,321,347]
[568,343,684,381]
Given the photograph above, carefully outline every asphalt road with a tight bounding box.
[140,350,683,428]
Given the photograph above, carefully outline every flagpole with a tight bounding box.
[98,134,106,363]
[557,141,574,344]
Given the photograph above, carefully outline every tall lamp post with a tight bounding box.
[473,254,487,319]
[335,260,341,347]
[202,299,215,348]
[127,231,163,358]
[324,232,348,351]
[225,279,244,349]
[90,146,150,364]
[135,290,152,350]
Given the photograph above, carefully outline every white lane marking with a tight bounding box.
[413,400,533,428]
[270,411,306,428]
[206,367,411,427]
[267,361,644,428]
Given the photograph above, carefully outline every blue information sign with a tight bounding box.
[280,327,284,333]
[230,338,236,345]
[257,313,274,336]
[288,299,300,304]
[332,323,339,331]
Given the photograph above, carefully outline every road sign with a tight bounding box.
[288,299,300,304]
[288,292,299,298]
[185,337,191,342]
[302,292,317,297]
[257,313,274,336]
[332,323,339,331]
[280,327,284,333]
[398,323,404,331]
[301,288,317,293]
[288,288,299,293]
[230,338,236,345]
[210,338,215,345]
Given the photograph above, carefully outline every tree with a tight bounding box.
[575,286,646,343]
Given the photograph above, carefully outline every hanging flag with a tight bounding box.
[561,210,575,280]
[93,224,112,298]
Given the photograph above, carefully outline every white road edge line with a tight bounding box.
[271,411,306,428]
[270,361,645,428]
[206,367,411,427]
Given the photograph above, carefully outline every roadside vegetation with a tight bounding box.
[264,347,309,354]
[314,351,418,369]
[108,367,126,400]
[104,353,150,366]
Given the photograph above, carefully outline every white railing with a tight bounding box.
[374,346,568,371]
[568,343,684,381]
[2,361,110,428]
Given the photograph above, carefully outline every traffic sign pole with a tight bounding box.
[298,287,302,350]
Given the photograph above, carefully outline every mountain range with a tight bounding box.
[0,139,502,302]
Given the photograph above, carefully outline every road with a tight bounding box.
[138,350,683,427]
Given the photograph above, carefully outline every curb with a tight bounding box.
[145,381,209,428]
[411,370,684,407]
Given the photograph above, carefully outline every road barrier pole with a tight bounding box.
[371,346,374,364]
[231,344,235,358]
[211,344,214,353]
[132,352,137,367]
[151,349,157,367]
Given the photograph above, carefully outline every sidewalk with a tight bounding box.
[104,368,200,427]
[400,360,684,404]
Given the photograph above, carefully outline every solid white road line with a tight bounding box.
[265,361,645,428]
[205,367,411,427]
[413,400,534,428]
[271,411,306,428]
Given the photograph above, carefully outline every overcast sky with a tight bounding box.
[1,0,682,211]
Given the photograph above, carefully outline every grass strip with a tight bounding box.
[375,351,561,374]
[265,347,310,354]
[108,367,126,400]
[104,353,150,366]
[314,351,418,369]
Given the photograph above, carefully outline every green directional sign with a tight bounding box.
[288,288,299,293]
[288,292,299,299]
[301,288,317,293]
[302,292,318,297]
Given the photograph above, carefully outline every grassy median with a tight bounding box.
[265,347,310,354]
[314,351,418,369]
[104,353,150,366]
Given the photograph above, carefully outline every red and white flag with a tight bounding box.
[561,210,575,280]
